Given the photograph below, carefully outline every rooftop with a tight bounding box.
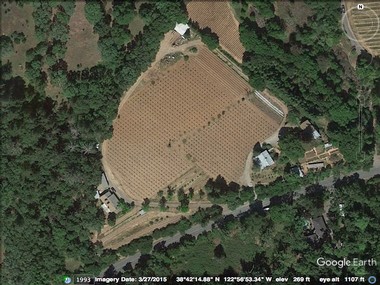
[256,150,274,170]
[312,216,328,238]
[100,189,120,213]
[174,22,189,36]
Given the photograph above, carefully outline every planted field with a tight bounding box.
[346,1,380,56]
[186,0,245,63]
[64,1,101,70]
[104,46,281,201]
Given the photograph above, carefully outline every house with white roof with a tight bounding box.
[255,150,274,170]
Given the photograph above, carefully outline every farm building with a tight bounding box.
[306,162,324,170]
[255,150,274,170]
[174,22,190,37]
[97,172,110,192]
[99,189,120,214]
[300,120,321,140]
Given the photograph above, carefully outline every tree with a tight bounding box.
[189,188,194,199]
[142,198,150,211]
[189,21,219,50]
[108,212,117,226]
[118,199,134,214]
[159,196,167,211]
[214,244,227,259]
[278,128,304,162]
[112,1,135,25]
[177,188,189,212]
[167,186,175,200]
[0,35,13,57]
[10,31,26,44]
[84,1,104,25]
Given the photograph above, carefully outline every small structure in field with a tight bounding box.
[174,22,190,37]
[99,189,120,214]
[255,150,274,170]
[300,120,321,140]
[324,143,332,149]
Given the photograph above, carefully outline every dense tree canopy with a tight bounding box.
[1,1,189,284]
[120,175,380,279]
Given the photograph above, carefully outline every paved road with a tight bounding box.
[342,0,365,54]
[103,161,380,275]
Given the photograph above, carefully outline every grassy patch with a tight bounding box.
[64,1,101,70]
[171,228,256,275]
[1,2,37,79]
[129,15,145,37]
[65,257,83,272]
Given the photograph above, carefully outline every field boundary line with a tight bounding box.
[254,90,284,117]
[214,48,249,81]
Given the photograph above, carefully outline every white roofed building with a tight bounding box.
[255,150,274,170]
[174,22,190,37]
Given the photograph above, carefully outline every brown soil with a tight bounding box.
[103,45,280,201]
[186,0,245,63]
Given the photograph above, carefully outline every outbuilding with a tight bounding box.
[174,22,190,37]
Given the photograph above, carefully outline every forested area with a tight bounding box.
[238,0,379,168]
[110,175,380,279]
[1,1,188,284]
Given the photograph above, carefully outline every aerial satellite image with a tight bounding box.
[1,0,379,284]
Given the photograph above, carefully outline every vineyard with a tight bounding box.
[104,47,281,201]
[186,0,245,63]
[346,1,380,56]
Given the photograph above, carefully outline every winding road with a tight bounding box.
[102,156,380,275]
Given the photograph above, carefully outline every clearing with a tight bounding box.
[186,0,245,63]
[1,2,37,79]
[64,1,101,70]
[103,37,282,202]
[274,0,314,42]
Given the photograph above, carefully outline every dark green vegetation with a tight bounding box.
[189,20,220,50]
[116,175,380,279]
[204,168,333,208]
[278,128,305,162]
[238,0,379,168]
[112,205,223,256]
[1,1,188,284]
